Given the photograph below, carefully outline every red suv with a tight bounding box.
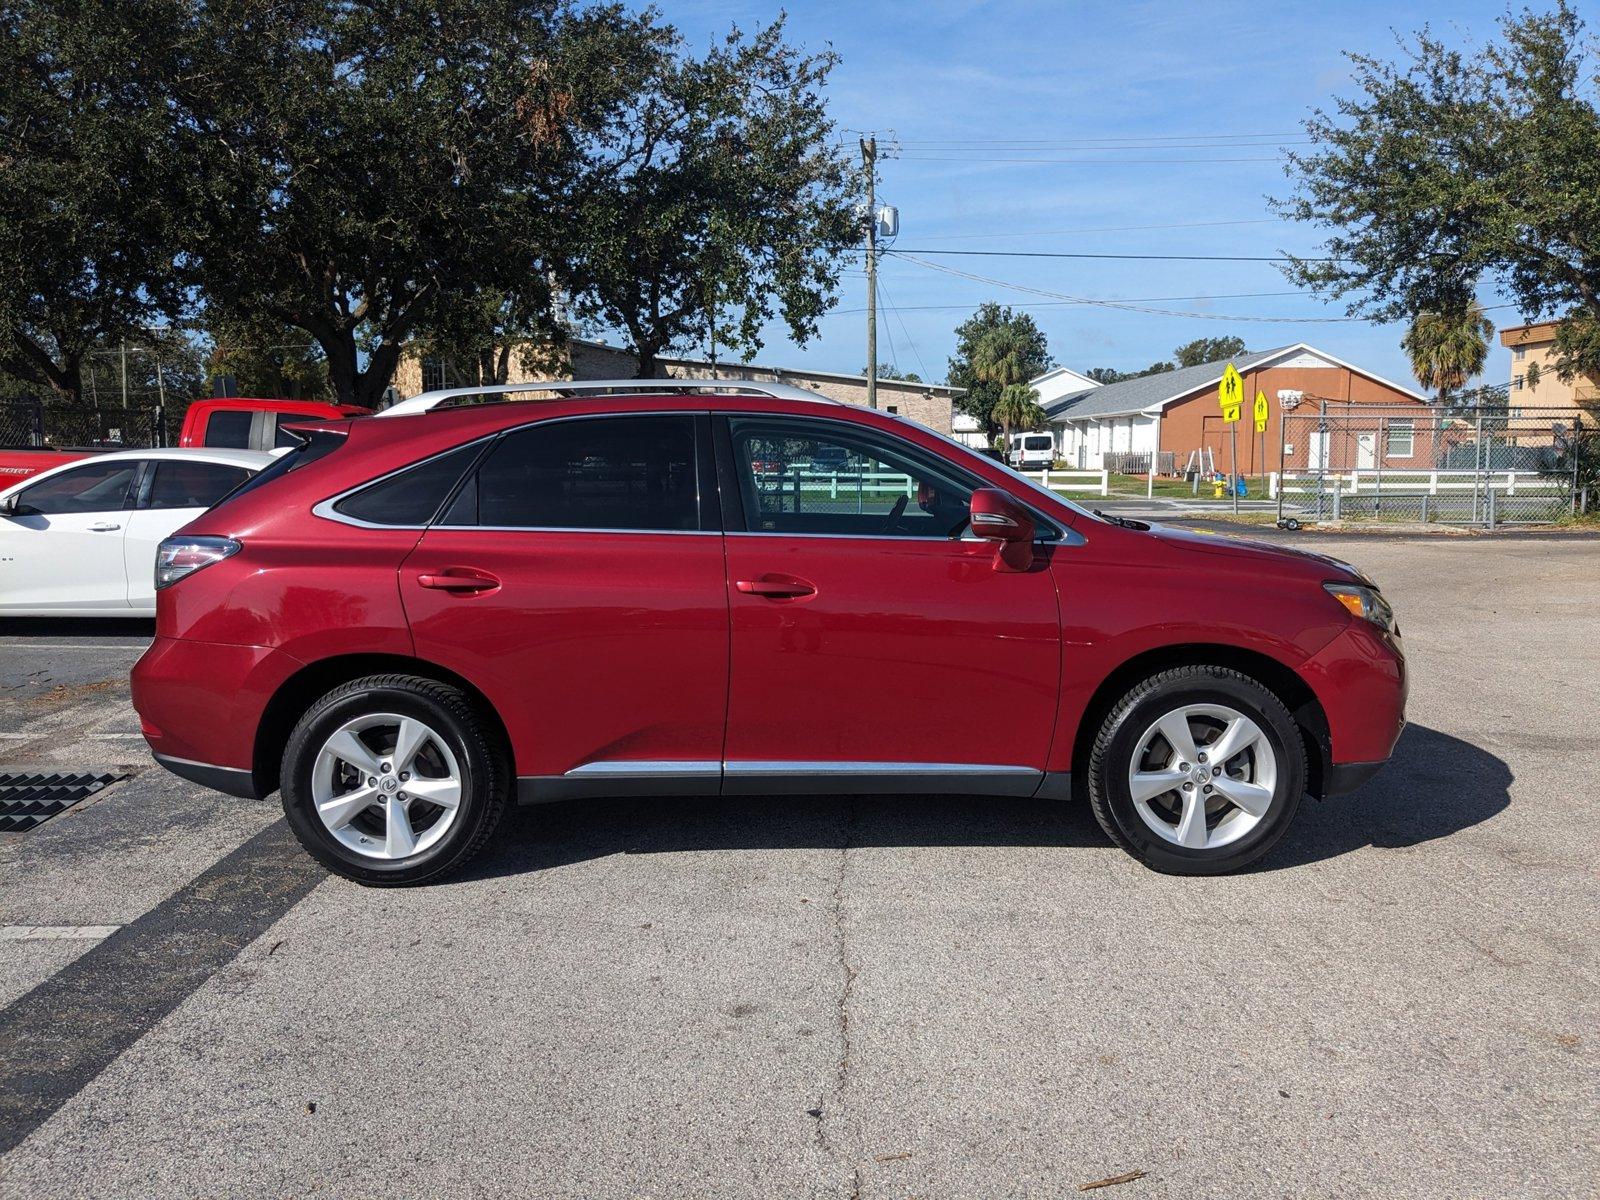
[131,384,1406,885]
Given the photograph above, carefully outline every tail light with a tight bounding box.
[156,536,241,590]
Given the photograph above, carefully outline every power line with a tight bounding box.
[896,131,1304,144]
[910,218,1280,242]
[877,275,933,384]
[889,248,1331,263]
[886,253,1378,324]
[829,290,1309,316]
[899,155,1282,164]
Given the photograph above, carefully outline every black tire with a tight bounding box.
[1086,665,1306,875]
[280,674,510,886]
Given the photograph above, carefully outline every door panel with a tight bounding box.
[400,529,729,778]
[123,507,205,611]
[722,534,1060,774]
[0,459,139,612]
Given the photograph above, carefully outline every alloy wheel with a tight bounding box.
[1126,703,1278,851]
[311,712,463,861]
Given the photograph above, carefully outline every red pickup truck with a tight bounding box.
[0,398,370,485]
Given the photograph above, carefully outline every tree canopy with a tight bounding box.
[1401,304,1494,400]
[948,304,1052,434]
[0,1,858,408]
[1277,2,1600,383]
[562,18,855,377]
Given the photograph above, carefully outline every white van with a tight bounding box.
[1007,432,1056,469]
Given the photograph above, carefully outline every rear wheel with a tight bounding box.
[281,674,509,886]
[1087,666,1305,875]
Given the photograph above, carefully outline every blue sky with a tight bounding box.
[646,0,1528,390]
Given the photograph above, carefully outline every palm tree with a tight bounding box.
[1402,303,1494,401]
[991,383,1047,461]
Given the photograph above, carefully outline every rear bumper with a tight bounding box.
[152,752,264,799]
[131,635,301,795]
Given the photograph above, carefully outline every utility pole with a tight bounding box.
[120,339,129,409]
[862,134,877,410]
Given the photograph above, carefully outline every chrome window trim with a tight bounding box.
[313,432,501,531]
[565,760,721,776]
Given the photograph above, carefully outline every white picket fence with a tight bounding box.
[1270,468,1563,499]
[1024,468,1110,497]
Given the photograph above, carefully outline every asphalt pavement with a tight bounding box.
[1,535,1596,1198]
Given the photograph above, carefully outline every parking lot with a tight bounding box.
[1,530,1596,1198]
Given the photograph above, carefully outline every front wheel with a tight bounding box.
[281,674,509,886]
[1087,666,1306,875]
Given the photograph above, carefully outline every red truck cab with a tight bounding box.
[0,398,370,485]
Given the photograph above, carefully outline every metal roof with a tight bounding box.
[1041,347,1292,421]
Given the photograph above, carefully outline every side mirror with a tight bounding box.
[968,487,1035,571]
[0,494,17,517]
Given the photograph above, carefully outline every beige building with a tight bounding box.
[1499,321,1597,412]
[392,337,959,434]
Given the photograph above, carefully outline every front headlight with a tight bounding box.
[156,536,241,590]
[1324,582,1396,633]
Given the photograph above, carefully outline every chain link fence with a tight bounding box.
[0,399,168,450]
[1273,400,1594,527]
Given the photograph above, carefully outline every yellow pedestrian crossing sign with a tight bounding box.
[1218,363,1243,423]
[1253,390,1269,433]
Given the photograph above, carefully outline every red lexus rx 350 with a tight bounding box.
[131,384,1406,885]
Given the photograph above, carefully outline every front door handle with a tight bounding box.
[417,568,500,593]
[89,522,122,532]
[735,576,816,599]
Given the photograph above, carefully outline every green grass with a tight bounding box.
[1102,473,1275,500]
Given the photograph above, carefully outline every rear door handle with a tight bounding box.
[735,576,816,599]
[89,522,122,532]
[417,568,500,593]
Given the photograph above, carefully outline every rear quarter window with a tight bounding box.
[332,442,484,527]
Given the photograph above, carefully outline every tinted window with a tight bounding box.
[334,442,483,527]
[203,410,254,448]
[728,417,975,539]
[218,429,346,509]
[271,416,306,448]
[17,460,139,515]
[142,461,251,511]
[452,416,699,531]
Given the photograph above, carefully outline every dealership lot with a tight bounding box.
[1,532,1596,1198]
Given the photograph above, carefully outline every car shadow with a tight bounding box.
[0,617,155,639]
[457,723,1509,882]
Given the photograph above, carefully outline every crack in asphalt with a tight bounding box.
[812,799,861,1198]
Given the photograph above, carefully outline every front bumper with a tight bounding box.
[1300,620,1408,777]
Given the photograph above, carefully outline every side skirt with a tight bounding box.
[517,761,1060,804]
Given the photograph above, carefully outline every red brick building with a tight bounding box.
[1042,344,1431,473]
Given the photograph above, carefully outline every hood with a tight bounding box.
[1145,522,1368,583]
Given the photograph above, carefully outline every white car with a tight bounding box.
[0,447,276,617]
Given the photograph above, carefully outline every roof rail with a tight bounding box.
[375,377,840,419]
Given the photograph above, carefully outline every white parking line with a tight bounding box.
[0,926,121,942]
[0,644,150,651]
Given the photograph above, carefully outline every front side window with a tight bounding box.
[728,416,976,538]
[445,415,700,531]
[16,459,139,515]
[141,461,252,510]
[203,410,254,449]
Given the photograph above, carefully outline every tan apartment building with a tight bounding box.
[1499,321,1596,413]
[391,337,959,434]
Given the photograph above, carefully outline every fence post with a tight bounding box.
[1332,484,1342,521]
[1421,494,1430,523]
[1487,485,1497,529]
[1098,469,1109,497]
[829,471,837,501]
[1042,468,1051,490]
[29,398,44,447]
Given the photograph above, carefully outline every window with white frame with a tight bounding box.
[1386,420,1415,458]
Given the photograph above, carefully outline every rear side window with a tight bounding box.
[447,415,699,531]
[334,442,483,527]
[215,429,347,508]
[203,410,254,448]
[140,461,251,510]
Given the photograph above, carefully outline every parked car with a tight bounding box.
[1007,432,1055,469]
[0,397,369,486]
[0,447,276,617]
[131,382,1406,885]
